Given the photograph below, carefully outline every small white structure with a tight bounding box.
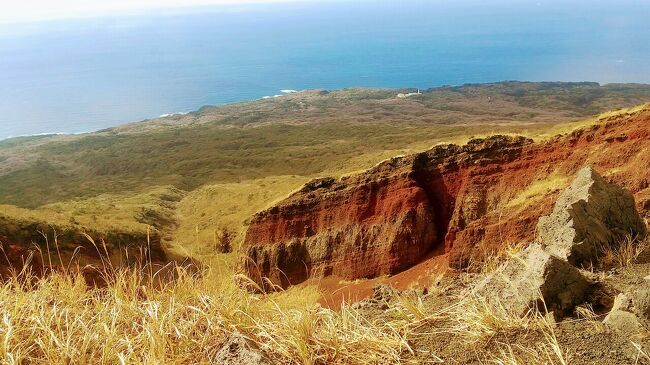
[397,89,422,98]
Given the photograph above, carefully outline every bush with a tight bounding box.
[215,227,234,253]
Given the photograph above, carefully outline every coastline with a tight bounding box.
[0,89,307,141]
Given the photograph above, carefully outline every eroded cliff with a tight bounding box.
[243,106,650,288]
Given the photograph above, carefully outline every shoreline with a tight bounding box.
[3,81,645,143]
[0,89,309,141]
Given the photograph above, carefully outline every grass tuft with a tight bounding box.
[599,234,650,269]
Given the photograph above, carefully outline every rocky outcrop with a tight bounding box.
[243,107,650,288]
[537,166,647,265]
[603,281,650,335]
[244,136,532,288]
[603,293,643,336]
[472,244,592,316]
[244,161,438,288]
[473,168,648,317]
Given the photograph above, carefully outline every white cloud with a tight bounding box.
[0,0,310,24]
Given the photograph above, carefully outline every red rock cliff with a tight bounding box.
[243,107,650,288]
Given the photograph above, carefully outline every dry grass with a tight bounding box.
[451,294,544,343]
[490,339,570,365]
[0,264,428,365]
[451,295,571,365]
[0,250,597,365]
[632,342,650,364]
[504,172,569,209]
[575,304,607,333]
[600,234,650,269]
[173,175,309,256]
[0,240,582,365]
[467,241,526,274]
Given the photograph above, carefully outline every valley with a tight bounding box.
[1,81,650,364]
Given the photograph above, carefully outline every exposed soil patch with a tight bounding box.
[243,106,650,291]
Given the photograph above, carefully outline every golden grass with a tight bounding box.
[532,102,650,139]
[0,265,427,364]
[173,175,309,257]
[0,249,601,365]
[0,186,183,238]
[490,340,570,365]
[599,234,650,269]
[504,172,569,209]
[451,295,541,343]
[466,241,526,274]
[451,295,571,365]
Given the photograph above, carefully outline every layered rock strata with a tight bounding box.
[243,107,650,288]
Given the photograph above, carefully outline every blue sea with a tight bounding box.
[1,0,649,139]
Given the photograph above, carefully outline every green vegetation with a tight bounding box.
[1,82,649,259]
[0,122,557,208]
[0,83,649,364]
[504,173,570,209]
[3,82,650,208]
[173,175,309,256]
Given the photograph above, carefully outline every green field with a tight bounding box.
[2,82,650,258]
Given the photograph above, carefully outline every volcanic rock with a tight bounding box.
[243,107,650,288]
[213,332,269,365]
[244,136,531,289]
[537,166,647,265]
[603,293,643,336]
[631,282,650,320]
[472,244,592,317]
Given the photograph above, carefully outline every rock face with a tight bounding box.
[604,282,650,324]
[243,107,650,288]
[537,166,647,265]
[472,244,591,316]
[244,136,532,288]
[631,282,650,320]
[473,168,648,317]
[244,167,437,287]
[602,285,650,336]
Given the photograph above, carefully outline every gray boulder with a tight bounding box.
[472,243,592,317]
[603,293,643,336]
[632,282,650,320]
[537,166,647,266]
[213,332,269,365]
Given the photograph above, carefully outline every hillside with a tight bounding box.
[1,82,650,262]
[242,103,650,296]
[0,82,650,364]
[0,108,648,363]
[4,82,650,207]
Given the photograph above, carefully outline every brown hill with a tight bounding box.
[242,105,650,289]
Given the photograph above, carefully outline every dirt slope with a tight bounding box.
[243,105,650,289]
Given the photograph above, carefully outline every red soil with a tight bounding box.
[243,107,650,294]
[316,250,449,309]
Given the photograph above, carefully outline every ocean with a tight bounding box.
[1,0,649,139]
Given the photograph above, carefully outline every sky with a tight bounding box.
[0,0,314,24]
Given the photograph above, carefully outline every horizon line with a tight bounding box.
[0,0,332,26]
